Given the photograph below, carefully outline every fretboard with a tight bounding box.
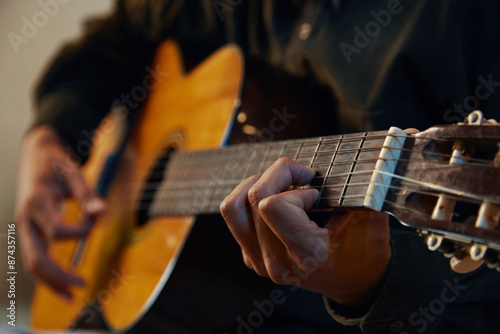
[149,130,393,217]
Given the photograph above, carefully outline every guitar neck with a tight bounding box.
[149,129,406,217]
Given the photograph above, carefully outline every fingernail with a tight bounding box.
[86,198,105,213]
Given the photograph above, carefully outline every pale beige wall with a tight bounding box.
[0,0,114,329]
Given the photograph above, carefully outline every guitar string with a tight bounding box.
[139,169,499,215]
[144,182,472,208]
[137,151,495,196]
[166,143,495,167]
[146,178,497,212]
[136,158,498,215]
[112,132,497,174]
[146,144,495,178]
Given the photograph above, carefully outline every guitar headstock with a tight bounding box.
[384,111,500,273]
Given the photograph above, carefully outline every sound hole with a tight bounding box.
[137,148,175,226]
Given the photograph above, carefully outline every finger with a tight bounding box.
[18,218,84,300]
[253,158,316,199]
[220,175,265,272]
[404,128,420,134]
[61,164,106,216]
[28,192,92,240]
[259,188,325,248]
[247,158,315,276]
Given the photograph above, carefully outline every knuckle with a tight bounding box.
[247,184,265,208]
[257,195,281,217]
[219,197,236,219]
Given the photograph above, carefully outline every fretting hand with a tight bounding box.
[220,157,390,306]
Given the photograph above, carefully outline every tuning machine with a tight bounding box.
[420,111,500,273]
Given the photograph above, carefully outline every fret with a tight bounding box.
[257,142,272,175]
[341,134,384,207]
[241,144,260,180]
[293,139,305,162]
[339,133,368,206]
[316,135,343,206]
[156,152,185,214]
[295,139,320,166]
[204,149,227,211]
[278,141,287,159]
[219,146,247,205]
[205,150,225,212]
[320,136,358,208]
[309,138,323,168]
[278,139,300,160]
[221,145,246,198]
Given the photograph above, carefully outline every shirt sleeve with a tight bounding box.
[324,223,500,334]
[31,0,184,161]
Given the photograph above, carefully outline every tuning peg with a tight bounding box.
[426,233,443,251]
[469,243,488,261]
[474,202,500,231]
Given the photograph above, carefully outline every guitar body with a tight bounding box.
[31,41,244,331]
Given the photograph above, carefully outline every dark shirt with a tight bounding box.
[32,0,500,333]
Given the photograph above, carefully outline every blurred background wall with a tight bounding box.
[0,0,114,329]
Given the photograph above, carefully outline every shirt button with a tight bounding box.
[298,23,312,40]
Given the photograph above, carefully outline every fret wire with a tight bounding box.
[339,133,367,206]
[168,152,192,214]
[318,135,343,202]
[309,137,323,168]
[198,150,220,212]
[278,141,287,159]
[257,143,272,175]
[293,139,305,162]
[242,145,256,180]
[155,153,181,214]
[209,148,225,208]
[225,145,244,196]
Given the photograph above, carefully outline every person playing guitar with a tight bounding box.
[14,1,500,333]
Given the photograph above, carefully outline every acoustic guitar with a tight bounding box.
[30,40,500,332]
